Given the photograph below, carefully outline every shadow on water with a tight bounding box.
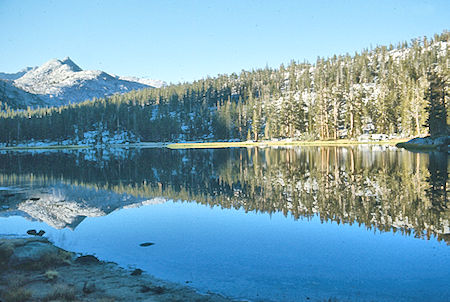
[0,146,448,243]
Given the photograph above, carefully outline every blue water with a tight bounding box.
[1,200,449,301]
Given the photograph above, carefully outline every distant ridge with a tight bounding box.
[0,79,45,109]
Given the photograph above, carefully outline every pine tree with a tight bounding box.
[425,68,448,137]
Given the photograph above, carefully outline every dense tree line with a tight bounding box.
[0,32,448,144]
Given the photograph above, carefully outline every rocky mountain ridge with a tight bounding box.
[0,57,165,108]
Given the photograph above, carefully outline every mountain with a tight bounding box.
[0,67,35,81]
[0,79,47,109]
[12,57,156,106]
[117,76,165,89]
[1,57,164,108]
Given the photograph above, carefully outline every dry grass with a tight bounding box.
[44,270,59,281]
[43,284,76,301]
[2,276,32,302]
[0,242,14,269]
[2,287,32,302]
[6,274,27,288]
[15,249,72,271]
[95,298,116,302]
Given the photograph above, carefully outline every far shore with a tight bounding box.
[0,142,169,151]
[166,138,408,149]
[0,138,409,151]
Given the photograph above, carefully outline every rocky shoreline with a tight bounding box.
[0,236,236,302]
[396,135,449,152]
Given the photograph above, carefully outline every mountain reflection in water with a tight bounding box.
[0,146,448,243]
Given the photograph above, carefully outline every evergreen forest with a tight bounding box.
[0,32,448,145]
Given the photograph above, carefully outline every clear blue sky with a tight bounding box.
[0,0,448,84]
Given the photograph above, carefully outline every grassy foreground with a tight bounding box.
[167,138,408,149]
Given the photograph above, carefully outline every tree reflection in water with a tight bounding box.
[0,146,448,243]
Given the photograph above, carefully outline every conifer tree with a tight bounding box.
[425,67,448,137]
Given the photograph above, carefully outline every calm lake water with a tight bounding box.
[0,146,448,301]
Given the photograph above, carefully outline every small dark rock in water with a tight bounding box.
[83,281,96,294]
[185,280,192,284]
[75,255,100,264]
[131,268,143,276]
[26,229,45,236]
[139,242,155,247]
[30,197,40,201]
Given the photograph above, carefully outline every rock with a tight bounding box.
[396,135,450,152]
[151,286,166,294]
[83,281,96,294]
[30,197,40,201]
[139,242,155,247]
[75,255,100,264]
[139,285,166,294]
[131,268,143,276]
[10,240,59,265]
[26,229,45,236]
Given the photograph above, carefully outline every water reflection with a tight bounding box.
[427,152,448,213]
[0,146,448,242]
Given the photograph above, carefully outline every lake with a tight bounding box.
[0,146,448,301]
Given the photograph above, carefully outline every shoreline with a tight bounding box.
[0,235,236,302]
[166,138,406,149]
[395,135,449,152]
[0,138,408,151]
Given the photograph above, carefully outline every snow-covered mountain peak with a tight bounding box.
[10,57,157,106]
[35,57,80,74]
[118,76,166,88]
[16,57,85,89]
[59,56,82,72]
